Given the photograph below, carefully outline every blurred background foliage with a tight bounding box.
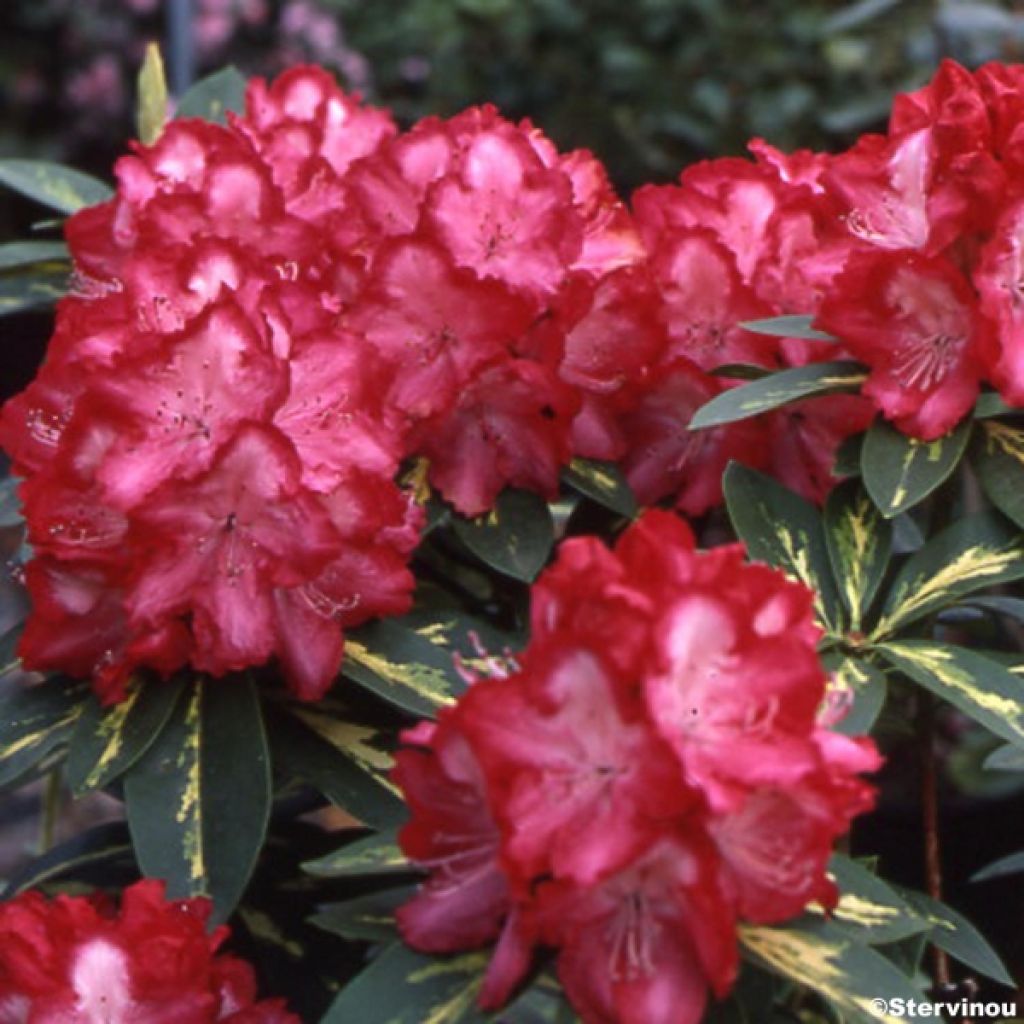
[5,0,1024,193]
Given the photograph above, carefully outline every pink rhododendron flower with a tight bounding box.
[817,251,987,438]
[0,880,298,1023]
[393,511,880,1024]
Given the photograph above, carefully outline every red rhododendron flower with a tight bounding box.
[0,880,298,1023]
[817,250,987,438]
[393,511,880,1024]
[974,196,1024,404]
[534,836,737,1024]
[626,145,872,504]
[617,359,764,516]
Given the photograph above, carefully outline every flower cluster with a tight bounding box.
[0,70,611,701]
[816,59,1024,437]
[0,67,651,702]
[625,143,876,507]
[13,59,1024,701]
[1,69,421,703]
[0,880,297,1023]
[392,511,880,1024]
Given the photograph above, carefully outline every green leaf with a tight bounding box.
[825,480,892,630]
[0,241,69,271]
[125,677,271,923]
[0,677,89,790]
[972,850,1024,882]
[740,918,929,1024]
[0,624,23,678]
[872,513,1024,638]
[452,489,554,582]
[973,392,1016,419]
[897,889,1015,988]
[739,314,838,341]
[861,418,971,518]
[321,941,491,1024]
[967,595,1024,622]
[824,655,888,735]
[175,66,247,123]
[834,432,864,479]
[710,363,772,381]
[2,821,133,897]
[723,463,842,632]
[311,887,414,944]
[0,266,70,316]
[972,419,1024,530]
[562,458,637,517]
[0,475,22,528]
[271,708,405,829]
[303,828,409,877]
[810,855,927,945]
[690,361,865,429]
[982,742,1024,772]
[137,43,169,144]
[0,160,112,213]
[65,676,184,796]
[877,641,1024,747]
[344,617,467,717]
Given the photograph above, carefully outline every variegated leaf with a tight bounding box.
[872,514,1024,638]
[861,418,971,518]
[343,617,468,717]
[740,918,930,1024]
[0,676,90,790]
[878,641,1024,747]
[562,458,637,517]
[897,888,1014,987]
[824,654,887,735]
[453,488,555,582]
[286,708,405,819]
[723,463,842,632]
[136,43,168,144]
[973,419,1024,530]
[311,887,413,945]
[124,677,271,923]
[321,941,491,1024]
[2,821,133,897]
[273,708,405,829]
[303,828,409,878]
[690,361,865,429]
[0,266,70,316]
[807,855,927,944]
[825,480,892,630]
[0,159,112,213]
[65,676,184,796]
[0,241,69,270]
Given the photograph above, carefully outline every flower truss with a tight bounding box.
[0,880,298,1022]
[393,512,879,1024]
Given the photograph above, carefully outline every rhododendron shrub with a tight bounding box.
[391,512,880,1024]
[0,54,1023,1024]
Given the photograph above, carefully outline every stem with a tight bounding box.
[38,768,62,855]
[918,691,950,989]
